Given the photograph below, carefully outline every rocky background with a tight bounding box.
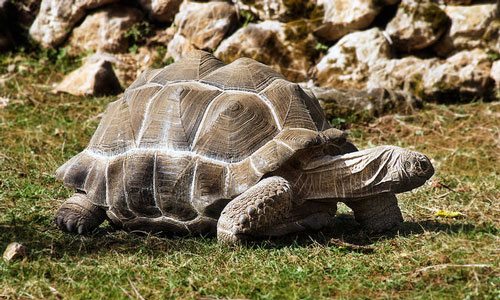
[2,0,500,120]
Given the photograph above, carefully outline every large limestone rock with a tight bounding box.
[385,0,448,52]
[54,57,122,96]
[167,1,237,61]
[314,0,384,41]
[67,5,142,54]
[368,49,494,101]
[299,82,421,120]
[176,1,237,50]
[315,28,392,89]
[139,0,182,22]
[433,4,498,57]
[491,60,500,90]
[215,20,318,82]
[237,0,323,22]
[167,29,196,62]
[29,0,119,48]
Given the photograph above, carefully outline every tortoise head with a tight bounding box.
[392,147,434,193]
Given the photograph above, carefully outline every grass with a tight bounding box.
[0,50,499,299]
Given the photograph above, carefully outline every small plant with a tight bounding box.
[240,10,255,27]
[124,21,152,54]
[314,42,329,52]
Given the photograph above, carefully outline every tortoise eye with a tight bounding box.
[420,160,428,172]
[404,161,412,170]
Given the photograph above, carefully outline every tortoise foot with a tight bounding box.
[217,176,293,245]
[345,193,403,233]
[54,193,106,234]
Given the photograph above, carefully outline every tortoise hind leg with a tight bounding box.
[344,193,403,233]
[217,176,294,245]
[54,193,107,234]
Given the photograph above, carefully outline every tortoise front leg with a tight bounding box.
[54,192,107,234]
[343,193,403,233]
[217,176,294,245]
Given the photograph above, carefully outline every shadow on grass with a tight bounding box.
[1,213,495,258]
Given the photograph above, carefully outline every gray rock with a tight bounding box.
[385,0,448,52]
[314,0,383,41]
[174,1,237,51]
[3,242,27,261]
[368,49,494,101]
[315,28,392,89]
[29,0,119,48]
[67,5,142,54]
[54,58,122,96]
[300,82,421,120]
[433,4,497,57]
[215,20,318,82]
[139,0,182,23]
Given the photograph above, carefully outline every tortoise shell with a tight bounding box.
[56,50,337,233]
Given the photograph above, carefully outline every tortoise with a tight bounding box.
[54,50,434,244]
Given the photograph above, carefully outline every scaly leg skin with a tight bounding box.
[54,193,107,234]
[344,193,403,233]
[217,176,294,245]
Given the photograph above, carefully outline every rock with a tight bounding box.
[237,0,323,22]
[491,60,500,90]
[433,4,497,57]
[368,49,494,101]
[299,82,421,120]
[166,30,196,62]
[215,20,318,82]
[54,57,122,96]
[314,0,383,41]
[385,0,448,52]
[173,1,237,51]
[29,0,119,48]
[429,49,494,99]
[3,242,27,261]
[0,0,15,51]
[68,5,142,54]
[0,97,9,109]
[139,0,182,23]
[315,28,392,89]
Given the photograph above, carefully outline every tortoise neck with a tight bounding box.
[295,146,401,200]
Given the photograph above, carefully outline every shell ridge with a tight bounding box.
[136,86,168,145]
[190,92,225,151]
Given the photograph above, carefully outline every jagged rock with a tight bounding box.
[3,242,27,261]
[29,0,119,48]
[433,4,497,57]
[368,49,494,101]
[315,28,392,89]
[167,30,196,61]
[491,60,500,90]
[385,0,448,52]
[54,57,122,96]
[299,82,421,120]
[237,0,323,22]
[174,1,237,50]
[313,0,384,41]
[215,20,318,82]
[443,0,472,4]
[68,5,142,54]
[139,0,182,22]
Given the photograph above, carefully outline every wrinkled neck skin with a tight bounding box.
[297,145,433,201]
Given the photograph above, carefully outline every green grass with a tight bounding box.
[1,51,499,299]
